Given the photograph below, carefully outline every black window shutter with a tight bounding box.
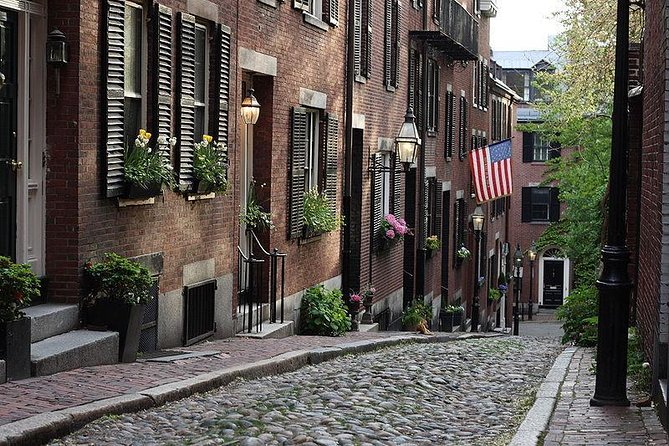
[384,0,392,88]
[453,200,461,266]
[521,187,532,222]
[423,179,430,240]
[324,114,339,213]
[353,0,362,76]
[446,91,455,159]
[362,0,372,78]
[433,181,442,237]
[392,0,400,88]
[550,187,560,222]
[408,50,416,111]
[325,0,339,25]
[434,64,440,132]
[153,4,172,160]
[104,0,126,198]
[391,153,402,215]
[216,24,231,147]
[290,107,308,239]
[372,154,384,249]
[176,13,197,189]
[522,132,534,162]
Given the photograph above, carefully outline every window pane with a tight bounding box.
[304,111,319,190]
[195,106,205,141]
[530,188,550,221]
[125,98,141,149]
[194,27,206,104]
[124,4,142,96]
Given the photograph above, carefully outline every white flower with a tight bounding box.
[169,137,177,147]
[157,135,168,145]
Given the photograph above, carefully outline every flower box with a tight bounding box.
[125,182,162,199]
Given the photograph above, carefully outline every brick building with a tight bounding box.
[0,0,516,379]
[492,50,570,317]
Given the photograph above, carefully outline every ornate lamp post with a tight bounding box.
[513,244,523,336]
[528,241,537,321]
[471,206,485,332]
[395,108,421,171]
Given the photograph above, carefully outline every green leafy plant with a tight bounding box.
[84,253,155,306]
[240,180,274,231]
[488,288,501,301]
[628,327,651,393]
[300,285,351,336]
[401,298,432,329]
[443,304,464,314]
[304,188,342,234]
[556,285,598,346]
[426,235,441,251]
[0,256,40,322]
[193,135,228,193]
[124,129,175,189]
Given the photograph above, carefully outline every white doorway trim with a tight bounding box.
[537,249,570,306]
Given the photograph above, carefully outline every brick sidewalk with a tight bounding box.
[0,331,407,426]
[543,348,668,445]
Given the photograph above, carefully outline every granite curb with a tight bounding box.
[0,332,499,446]
[509,346,577,446]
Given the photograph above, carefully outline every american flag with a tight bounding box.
[468,139,513,203]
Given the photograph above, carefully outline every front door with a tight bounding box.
[543,259,564,307]
[0,10,17,260]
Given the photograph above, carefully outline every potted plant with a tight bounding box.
[303,188,342,237]
[124,130,176,198]
[83,253,155,363]
[426,235,441,258]
[360,284,376,324]
[240,180,274,232]
[498,273,508,294]
[488,287,502,302]
[0,256,40,380]
[378,214,412,250]
[300,285,351,336]
[348,292,363,331]
[456,245,471,260]
[193,135,228,194]
[401,298,433,334]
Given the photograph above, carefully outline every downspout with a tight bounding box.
[414,2,430,298]
[342,0,355,295]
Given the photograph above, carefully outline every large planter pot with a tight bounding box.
[84,300,145,363]
[440,311,454,332]
[452,311,463,328]
[125,182,162,199]
[0,317,31,380]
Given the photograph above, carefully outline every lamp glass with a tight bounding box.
[528,244,537,261]
[397,140,418,165]
[46,29,68,65]
[472,205,485,231]
[395,107,420,167]
[514,246,523,268]
[241,89,260,125]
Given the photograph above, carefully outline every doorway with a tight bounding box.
[541,258,566,307]
[0,6,46,276]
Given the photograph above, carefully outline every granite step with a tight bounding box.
[23,304,79,343]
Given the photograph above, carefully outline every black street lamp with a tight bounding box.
[471,206,485,333]
[591,0,632,407]
[513,244,523,336]
[395,108,421,172]
[528,241,537,321]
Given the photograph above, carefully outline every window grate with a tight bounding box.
[183,279,216,346]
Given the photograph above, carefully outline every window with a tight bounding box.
[289,109,339,239]
[354,0,371,79]
[458,95,468,160]
[305,110,320,190]
[453,198,466,267]
[294,0,322,16]
[384,0,400,90]
[427,59,439,133]
[193,24,208,140]
[444,89,455,159]
[522,132,560,162]
[521,187,560,223]
[381,153,391,216]
[409,49,423,130]
[124,2,145,148]
[505,70,530,101]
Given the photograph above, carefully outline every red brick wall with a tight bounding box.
[636,0,665,363]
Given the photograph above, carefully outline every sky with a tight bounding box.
[490,0,565,51]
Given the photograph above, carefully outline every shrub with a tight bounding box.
[84,253,155,306]
[402,298,432,328]
[0,257,40,322]
[300,285,351,336]
[556,285,598,346]
[304,189,342,234]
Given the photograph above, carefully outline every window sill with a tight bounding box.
[527,221,551,225]
[186,192,216,201]
[354,75,367,84]
[258,0,277,7]
[385,84,396,93]
[427,130,437,138]
[303,12,329,31]
[117,197,157,207]
[299,233,323,245]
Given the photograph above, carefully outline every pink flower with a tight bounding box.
[385,214,398,226]
[398,218,407,226]
[386,229,396,239]
[350,293,362,303]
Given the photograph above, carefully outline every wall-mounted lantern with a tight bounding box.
[46,29,68,66]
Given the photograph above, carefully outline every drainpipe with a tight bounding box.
[342,0,355,295]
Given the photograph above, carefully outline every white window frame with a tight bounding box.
[193,22,209,140]
[305,109,320,191]
[308,0,323,18]
[381,153,391,216]
[123,1,147,145]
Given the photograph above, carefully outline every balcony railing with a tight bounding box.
[440,0,479,59]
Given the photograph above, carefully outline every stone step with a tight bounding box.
[23,304,79,343]
[236,321,294,339]
[358,323,379,332]
[31,330,119,377]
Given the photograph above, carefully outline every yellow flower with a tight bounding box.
[203,135,213,143]
[145,132,152,140]
[139,129,147,137]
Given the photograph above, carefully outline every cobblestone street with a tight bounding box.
[50,337,561,446]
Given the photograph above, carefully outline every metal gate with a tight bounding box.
[183,279,217,346]
[138,280,159,352]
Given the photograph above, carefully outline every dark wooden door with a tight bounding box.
[543,260,564,307]
[0,9,17,260]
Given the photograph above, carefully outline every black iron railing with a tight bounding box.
[237,230,287,333]
[440,0,479,57]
